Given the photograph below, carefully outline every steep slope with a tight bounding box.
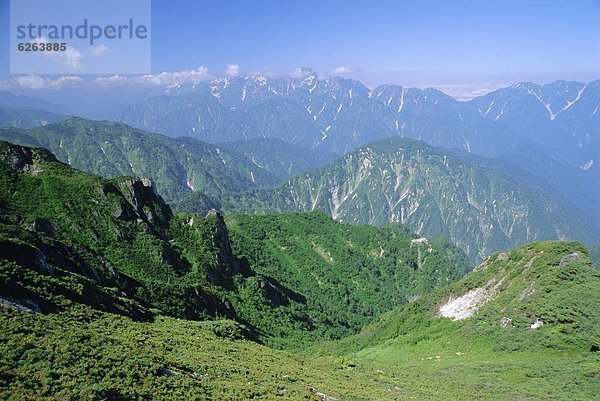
[494,145,598,218]
[470,81,597,155]
[0,118,278,203]
[0,140,461,345]
[368,84,521,156]
[119,76,599,170]
[320,240,600,400]
[2,234,597,399]
[0,143,596,400]
[471,80,600,205]
[0,140,244,322]
[181,137,600,262]
[226,212,466,345]
[116,75,599,218]
[331,240,599,354]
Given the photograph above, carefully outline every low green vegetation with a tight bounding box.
[0,140,461,346]
[327,241,600,353]
[0,307,412,400]
[317,241,600,399]
[1,140,598,399]
[226,212,466,346]
[14,305,595,401]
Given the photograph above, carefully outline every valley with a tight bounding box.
[0,69,598,400]
[0,139,598,399]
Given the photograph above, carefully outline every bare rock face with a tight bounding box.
[205,209,251,279]
[500,317,512,328]
[560,252,581,266]
[0,296,41,314]
[438,287,494,320]
[0,240,53,274]
[0,141,59,174]
[115,177,173,227]
[206,209,234,269]
[530,317,544,330]
[30,218,55,239]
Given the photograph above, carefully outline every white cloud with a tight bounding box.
[332,66,353,74]
[290,67,319,79]
[15,75,46,90]
[420,83,507,101]
[226,63,240,77]
[138,66,210,85]
[92,66,211,86]
[48,76,83,88]
[90,44,111,57]
[93,75,129,86]
[11,74,82,90]
[61,46,83,69]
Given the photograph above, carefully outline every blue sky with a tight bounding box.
[153,0,600,86]
[1,0,599,96]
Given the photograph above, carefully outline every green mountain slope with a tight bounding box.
[0,118,278,203]
[2,228,597,398]
[0,140,242,322]
[0,140,461,346]
[320,240,600,399]
[226,213,466,345]
[2,140,597,399]
[330,240,599,352]
[184,137,599,263]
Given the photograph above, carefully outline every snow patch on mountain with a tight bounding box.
[438,275,506,320]
[186,179,195,191]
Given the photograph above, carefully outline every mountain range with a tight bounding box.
[0,118,279,204]
[0,140,462,345]
[114,74,598,207]
[1,117,596,264]
[180,136,600,262]
[4,74,598,218]
[0,140,597,399]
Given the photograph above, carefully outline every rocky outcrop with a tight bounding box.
[560,252,581,266]
[0,140,60,174]
[116,177,173,227]
[0,239,53,274]
[207,209,235,269]
[206,209,251,279]
[0,296,41,313]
